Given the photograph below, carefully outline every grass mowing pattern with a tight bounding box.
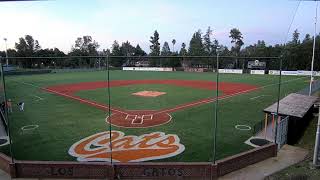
[0,70,310,162]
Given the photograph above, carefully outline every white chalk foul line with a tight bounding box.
[10,80,127,114]
[11,76,309,116]
[31,95,44,100]
[43,88,126,114]
[250,95,271,100]
[155,76,309,114]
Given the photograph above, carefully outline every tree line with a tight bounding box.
[0,28,319,70]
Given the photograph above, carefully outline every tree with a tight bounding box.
[15,35,41,67]
[281,30,302,70]
[120,41,135,56]
[229,28,244,54]
[68,36,100,68]
[149,30,161,66]
[179,43,188,56]
[291,29,300,44]
[134,44,147,56]
[35,48,65,68]
[172,39,176,53]
[72,35,99,55]
[203,26,213,55]
[149,30,160,56]
[303,34,311,43]
[188,30,205,56]
[229,28,244,68]
[161,42,171,56]
[0,49,17,65]
[120,41,136,67]
[110,40,124,67]
[111,41,121,56]
[212,39,219,55]
[161,41,171,67]
[15,35,41,56]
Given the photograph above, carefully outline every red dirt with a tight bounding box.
[106,110,171,128]
[45,80,256,95]
[43,80,258,128]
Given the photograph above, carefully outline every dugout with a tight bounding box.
[264,93,318,144]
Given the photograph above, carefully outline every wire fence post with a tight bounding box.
[275,57,283,144]
[0,60,14,163]
[106,56,113,164]
[213,54,219,164]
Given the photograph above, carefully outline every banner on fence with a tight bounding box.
[123,67,173,72]
[218,69,243,74]
[269,70,320,76]
[250,70,265,75]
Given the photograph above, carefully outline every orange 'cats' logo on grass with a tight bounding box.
[68,131,185,162]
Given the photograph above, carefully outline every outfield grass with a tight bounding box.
[0,70,310,162]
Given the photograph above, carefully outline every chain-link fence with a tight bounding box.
[0,55,315,164]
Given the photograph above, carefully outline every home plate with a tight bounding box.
[132,91,166,97]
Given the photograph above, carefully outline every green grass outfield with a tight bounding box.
[0,70,310,162]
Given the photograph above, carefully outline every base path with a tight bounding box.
[44,79,258,128]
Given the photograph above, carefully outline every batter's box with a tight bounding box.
[125,114,137,120]
[106,110,172,128]
[142,114,153,120]
[125,114,153,124]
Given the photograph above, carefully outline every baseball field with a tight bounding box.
[0,69,310,163]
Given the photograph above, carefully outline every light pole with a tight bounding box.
[3,38,8,66]
[309,1,318,96]
[216,46,220,72]
[212,46,221,72]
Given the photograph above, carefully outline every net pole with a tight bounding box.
[106,56,113,164]
[213,54,219,164]
[313,105,320,166]
[275,57,283,144]
[0,63,14,163]
[264,113,268,139]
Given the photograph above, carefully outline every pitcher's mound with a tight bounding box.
[132,91,166,97]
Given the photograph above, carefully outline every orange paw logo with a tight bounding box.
[68,131,185,162]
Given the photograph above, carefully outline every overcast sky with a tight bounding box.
[0,0,319,53]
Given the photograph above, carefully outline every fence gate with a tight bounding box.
[276,116,289,150]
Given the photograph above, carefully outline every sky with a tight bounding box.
[0,0,319,53]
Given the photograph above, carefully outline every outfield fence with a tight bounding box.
[0,143,277,179]
[0,55,315,179]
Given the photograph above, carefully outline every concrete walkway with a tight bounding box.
[0,145,308,180]
[218,145,308,180]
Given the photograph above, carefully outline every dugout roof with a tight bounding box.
[264,93,318,118]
